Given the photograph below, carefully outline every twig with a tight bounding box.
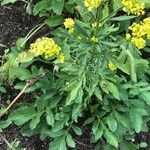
[0,73,46,118]
[74,139,93,148]
[1,135,16,150]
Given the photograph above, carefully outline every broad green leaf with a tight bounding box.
[46,108,54,126]
[9,66,31,80]
[107,113,117,132]
[65,80,82,105]
[49,136,66,150]
[45,15,64,27]
[107,82,120,100]
[130,108,143,133]
[66,133,75,148]
[95,127,103,141]
[30,113,41,130]
[92,120,99,135]
[0,86,6,93]
[72,125,82,135]
[94,86,102,101]
[0,120,12,131]
[120,142,137,150]
[115,112,130,128]
[52,0,64,15]
[9,106,36,126]
[33,0,51,15]
[140,92,150,106]
[105,130,118,148]
[52,120,65,132]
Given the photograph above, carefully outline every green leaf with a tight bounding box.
[45,15,64,27]
[49,136,66,150]
[120,142,137,150]
[140,142,148,148]
[66,133,75,148]
[30,113,41,130]
[1,0,17,5]
[107,113,117,132]
[94,86,102,101]
[9,66,31,80]
[95,127,103,141]
[105,130,118,148]
[140,92,150,106]
[130,108,143,133]
[0,120,12,130]
[72,125,82,135]
[65,80,82,106]
[33,0,51,16]
[107,82,120,100]
[9,106,36,126]
[52,0,64,15]
[92,120,99,135]
[110,15,137,21]
[46,108,54,126]
[0,86,6,93]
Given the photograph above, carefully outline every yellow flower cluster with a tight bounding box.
[121,0,145,15]
[29,37,65,63]
[63,18,75,33]
[91,36,98,43]
[108,61,116,71]
[83,0,102,11]
[126,18,150,49]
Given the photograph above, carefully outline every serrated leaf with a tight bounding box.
[66,133,75,148]
[105,130,118,148]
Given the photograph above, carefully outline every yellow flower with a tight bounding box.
[121,0,145,15]
[29,37,61,58]
[91,36,98,43]
[125,33,131,40]
[131,37,146,49]
[59,53,65,63]
[64,18,75,29]
[126,17,150,49]
[83,0,102,11]
[108,61,116,71]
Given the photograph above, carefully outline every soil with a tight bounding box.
[0,2,150,150]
